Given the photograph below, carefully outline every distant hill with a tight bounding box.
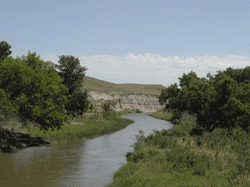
[81,76,166,96]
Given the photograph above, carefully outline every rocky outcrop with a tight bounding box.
[87,91,165,113]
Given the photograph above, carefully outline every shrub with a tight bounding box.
[102,111,118,119]
[130,130,146,151]
[89,104,94,112]
[102,100,111,112]
[135,109,143,113]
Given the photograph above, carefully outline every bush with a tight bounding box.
[89,104,94,112]
[102,111,118,119]
[135,109,143,113]
[170,109,181,124]
[102,100,111,112]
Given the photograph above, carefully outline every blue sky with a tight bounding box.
[1,0,250,88]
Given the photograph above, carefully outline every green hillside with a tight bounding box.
[81,76,166,96]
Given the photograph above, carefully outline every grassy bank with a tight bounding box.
[0,109,137,152]
[107,109,250,187]
[24,110,134,144]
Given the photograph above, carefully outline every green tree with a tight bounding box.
[55,55,89,115]
[158,88,168,106]
[17,51,53,70]
[178,71,199,89]
[0,54,67,130]
[158,68,250,133]
[158,83,181,110]
[65,90,90,116]
[0,88,16,129]
[0,41,12,61]
[56,55,87,95]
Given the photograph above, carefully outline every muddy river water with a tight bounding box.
[0,113,173,187]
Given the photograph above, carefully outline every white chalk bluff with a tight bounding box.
[87,91,165,113]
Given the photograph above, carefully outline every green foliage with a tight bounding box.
[157,88,168,105]
[55,55,89,115]
[56,55,87,96]
[178,70,199,89]
[111,111,250,187]
[66,90,90,116]
[0,41,12,61]
[0,89,17,129]
[0,52,67,130]
[17,51,53,70]
[102,111,118,119]
[130,130,146,151]
[134,109,143,113]
[158,66,250,132]
[164,146,214,176]
[89,104,94,112]
[102,100,111,112]
[24,115,134,143]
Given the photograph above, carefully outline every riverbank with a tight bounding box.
[0,109,137,153]
[107,109,250,187]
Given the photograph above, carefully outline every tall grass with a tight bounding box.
[107,109,250,186]
[22,111,134,143]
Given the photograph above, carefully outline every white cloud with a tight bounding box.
[41,53,250,88]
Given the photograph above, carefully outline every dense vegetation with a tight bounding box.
[55,55,90,116]
[158,67,250,133]
[107,109,250,186]
[107,67,250,186]
[0,41,90,130]
[1,41,127,152]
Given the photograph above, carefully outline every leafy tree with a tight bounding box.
[0,54,67,130]
[65,90,90,116]
[158,88,168,106]
[0,88,16,129]
[178,71,199,89]
[17,51,53,70]
[55,55,89,115]
[0,41,12,61]
[56,55,87,96]
[158,67,250,133]
[158,83,181,110]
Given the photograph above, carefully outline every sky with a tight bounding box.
[1,0,250,88]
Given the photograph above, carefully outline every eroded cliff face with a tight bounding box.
[87,91,165,113]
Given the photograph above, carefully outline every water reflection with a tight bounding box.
[0,114,173,187]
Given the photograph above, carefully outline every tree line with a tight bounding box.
[0,41,90,130]
[158,66,250,133]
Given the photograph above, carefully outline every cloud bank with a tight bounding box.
[41,53,250,88]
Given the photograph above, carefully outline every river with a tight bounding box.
[0,113,173,187]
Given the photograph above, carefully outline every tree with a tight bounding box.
[0,53,68,130]
[56,55,87,96]
[158,68,250,133]
[55,55,89,116]
[0,41,12,61]
[158,83,181,110]
[178,71,199,89]
[65,90,90,116]
[17,51,53,70]
[0,88,16,129]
